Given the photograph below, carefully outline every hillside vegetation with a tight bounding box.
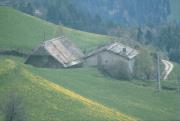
[0,7,56,52]
[7,0,173,34]
[29,64,180,121]
[0,6,180,121]
[0,6,112,52]
[169,0,180,22]
[0,58,136,121]
[0,55,179,121]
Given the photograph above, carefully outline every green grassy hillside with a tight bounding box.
[29,64,180,121]
[0,6,180,121]
[0,58,136,121]
[0,56,179,121]
[0,7,56,51]
[0,6,112,52]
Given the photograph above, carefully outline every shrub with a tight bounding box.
[0,92,27,121]
[98,59,132,80]
[133,49,156,81]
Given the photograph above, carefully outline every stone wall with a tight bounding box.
[85,51,135,73]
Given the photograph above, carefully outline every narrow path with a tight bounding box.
[161,59,174,80]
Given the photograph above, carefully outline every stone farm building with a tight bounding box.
[25,36,84,68]
[84,42,139,73]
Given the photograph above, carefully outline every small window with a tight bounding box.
[123,48,126,53]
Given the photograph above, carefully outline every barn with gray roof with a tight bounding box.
[25,36,84,68]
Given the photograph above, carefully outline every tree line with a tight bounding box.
[136,23,180,64]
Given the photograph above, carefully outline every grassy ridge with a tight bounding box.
[0,6,112,52]
[0,7,57,51]
[62,27,113,51]
[30,65,180,121]
[0,59,136,121]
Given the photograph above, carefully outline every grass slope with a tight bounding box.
[0,7,56,51]
[0,6,112,52]
[0,59,136,121]
[29,65,180,121]
[1,6,180,121]
[62,27,113,51]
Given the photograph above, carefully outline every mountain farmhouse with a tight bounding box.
[25,36,84,68]
[84,42,139,73]
[25,36,138,74]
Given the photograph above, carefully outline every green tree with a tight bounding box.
[47,6,59,24]
[18,2,33,15]
[145,30,153,43]
[134,49,156,80]
[97,56,132,80]
[159,24,180,63]
[26,3,33,15]
[136,27,143,42]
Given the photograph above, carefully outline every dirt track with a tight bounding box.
[161,59,174,80]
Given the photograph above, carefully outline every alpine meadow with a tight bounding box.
[0,1,180,121]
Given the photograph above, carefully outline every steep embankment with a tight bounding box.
[0,59,136,121]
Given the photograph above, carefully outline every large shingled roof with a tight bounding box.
[27,36,84,67]
[86,42,138,59]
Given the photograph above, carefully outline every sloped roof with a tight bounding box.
[86,42,138,60]
[28,36,84,67]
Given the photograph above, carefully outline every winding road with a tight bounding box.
[161,59,174,80]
